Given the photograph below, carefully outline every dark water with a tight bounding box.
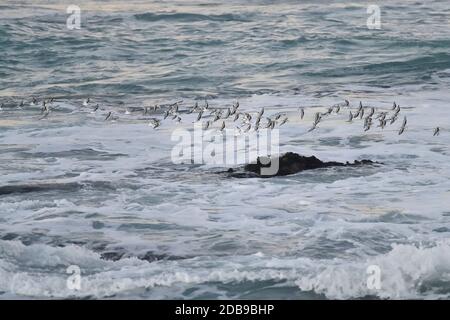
[1,0,449,101]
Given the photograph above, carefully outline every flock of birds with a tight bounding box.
[0,97,442,137]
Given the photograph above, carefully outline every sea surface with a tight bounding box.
[0,0,450,299]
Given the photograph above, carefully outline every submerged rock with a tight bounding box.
[227,152,378,178]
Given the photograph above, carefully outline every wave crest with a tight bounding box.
[134,12,251,23]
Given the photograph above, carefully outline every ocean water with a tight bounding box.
[1,0,450,299]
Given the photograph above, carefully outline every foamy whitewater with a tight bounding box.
[0,0,450,299]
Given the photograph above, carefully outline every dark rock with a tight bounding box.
[92,221,105,230]
[138,251,167,262]
[1,233,19,241]
[0,182,82,195]
[100,251,126,261]
[138,251,186,263]
[228,152,378,177]
[433,227,450,233]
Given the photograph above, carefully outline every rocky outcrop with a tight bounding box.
[226,152,377,178]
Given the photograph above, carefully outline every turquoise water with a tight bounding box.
[1,1,450,299]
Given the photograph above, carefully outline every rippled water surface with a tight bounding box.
[0,0,450,299]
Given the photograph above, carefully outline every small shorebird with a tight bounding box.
[196,109,204,122]
[104,111,112,121]
[377,112,387,121]
[389,115,398,125]
[347,111,354,122]
[231,102,239,115]
[258,107,264,117]
[41,103,49,114]
[394,105,401,116]
[335,105,340,114]
[83,98,90,106]
[164,110,170,119]
[322,107,333,116]
[223,108,231,119]
[299,107,305,119]
[364,116,372,130]
[172,103,179,113]
[269,119,275,130]
[39,102,50,119]
[188,103,196,114]
[213,111,221,122]
[308,123,317,132]
[392,102,397,110]
[378,118,387,129]
[398,116,407,135]
[230,105,237,116]
[39,110,50,120]
[354,104,363,118]
[203,120,211,130]
[279,117,288,126]
[313,112,321,125]
[433,127,440,136]
[149,118,160,129]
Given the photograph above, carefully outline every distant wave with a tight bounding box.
[0,182,82,196]
[134,12,251,23]
[305,52,450,79]
[0,181,117,196]
[359,53,450,75]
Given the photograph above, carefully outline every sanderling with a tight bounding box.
[347,111,354,122]
[398,116,407,135]
[149,118,160,129]
[299,107,305,119]
[104,111,112,121]
[433,127,440,136]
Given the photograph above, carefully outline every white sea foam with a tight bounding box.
[295,241,450,299]
[1,87,450,299]
[1,239,450,299]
